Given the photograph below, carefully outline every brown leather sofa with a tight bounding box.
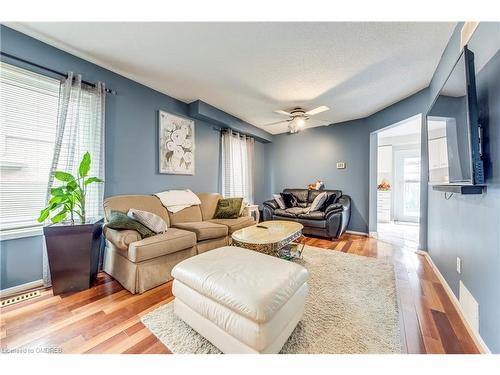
[102,192,255,294]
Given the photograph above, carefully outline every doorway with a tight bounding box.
[374,115,421,248]
[393,148,420,223]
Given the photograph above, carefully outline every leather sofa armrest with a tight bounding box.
[263,199,279,210]
[262,200,278,221]
[103,226,141,251]
[324,194,351,238]
[324,203,343,216]
[326,195,350,214]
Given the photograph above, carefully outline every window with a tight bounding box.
[50,77,105,221]
[0,62,105,234]
[221,129,254,204]
[0,62,60,232]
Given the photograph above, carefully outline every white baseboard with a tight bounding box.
[345,230,368,237]
[0,279,44,298]
[369,231,378,239]
[417,250,491,354]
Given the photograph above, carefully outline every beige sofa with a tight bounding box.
[102,192,256,294]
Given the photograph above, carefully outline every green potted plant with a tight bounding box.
[38,152,104,295]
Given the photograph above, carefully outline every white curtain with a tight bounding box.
[221,129,254,204]
[42,72,106,286]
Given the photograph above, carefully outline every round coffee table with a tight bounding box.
[231,220,305,258]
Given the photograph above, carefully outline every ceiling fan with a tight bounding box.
[263,105,331,133]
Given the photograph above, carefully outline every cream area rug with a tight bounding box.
[141,245,402,354]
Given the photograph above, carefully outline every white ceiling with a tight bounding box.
[7,22,456,134]
[378,115,421,139]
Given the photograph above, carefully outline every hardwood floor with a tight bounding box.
[0,234,480,354]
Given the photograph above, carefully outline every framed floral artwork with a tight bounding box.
[158,110,195,175]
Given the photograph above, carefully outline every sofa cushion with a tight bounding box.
[308,190,341,205]
[106,210,155,238]
[168,205,203,225]
[127,208,167,233]
[208,216,255,234]
[173,221,228,241]
[280,192,297,208]
[104,195,170,226]
[127,228,197,262]
[298,211,325,221]
[272,194,286,209]
[286,207,309,215]
[283,189,309,204]
[323,193,338,208]
[309,192,328,212]
[274,208,296,218]
[197,192,223,220]
[213,198,244,219]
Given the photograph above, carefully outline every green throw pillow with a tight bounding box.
[213,198,243,219]
[106,210,155,238]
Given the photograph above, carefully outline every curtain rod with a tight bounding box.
[0,51,116,95]
[219,127,255,139]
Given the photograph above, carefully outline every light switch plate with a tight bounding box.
[456,257,462,274]
[336,162,346,169]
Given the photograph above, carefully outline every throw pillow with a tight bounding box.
[309,192,328,212]
[273,194,286,209]
[280,192,297,208]
[322,193,338,210]
[239,199,247,216]
[213,198,243,219]
[127,208,167,234]
[106,210,155,239]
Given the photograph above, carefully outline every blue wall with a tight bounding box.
[271,89,430,234]
[0,25,272,290]
[426,23,500,353]
[270,118,369,233]
[0,236,43,289]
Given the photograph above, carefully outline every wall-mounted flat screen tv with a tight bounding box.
[427,46,484,185]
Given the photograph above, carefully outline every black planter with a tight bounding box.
[43,218,103,295]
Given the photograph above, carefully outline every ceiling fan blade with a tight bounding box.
[262,120,290,127]
[274,110,292,116]
[305,105,329,116]
[307,118,332,126]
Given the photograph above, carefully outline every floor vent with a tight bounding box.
[1,290,41,307]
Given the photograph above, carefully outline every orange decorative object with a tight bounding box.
[377,179,391,191]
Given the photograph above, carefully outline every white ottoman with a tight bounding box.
[171,246,309,354]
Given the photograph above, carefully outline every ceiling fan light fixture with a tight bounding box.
[289,116,306,133]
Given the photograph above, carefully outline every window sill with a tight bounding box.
[0,226,44,241]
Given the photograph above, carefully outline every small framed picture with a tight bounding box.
[158,110,195,175]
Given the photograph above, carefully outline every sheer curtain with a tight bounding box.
[42,72,106,286]
[221,129,254,204]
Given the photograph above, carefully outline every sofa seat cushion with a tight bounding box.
[274,208,296,218]
[275,207,309,218]
[127,228,197,262]
[208,216,255,234]
[298,211,325,220]
[286,207,310,215]
[173,221,228,241]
